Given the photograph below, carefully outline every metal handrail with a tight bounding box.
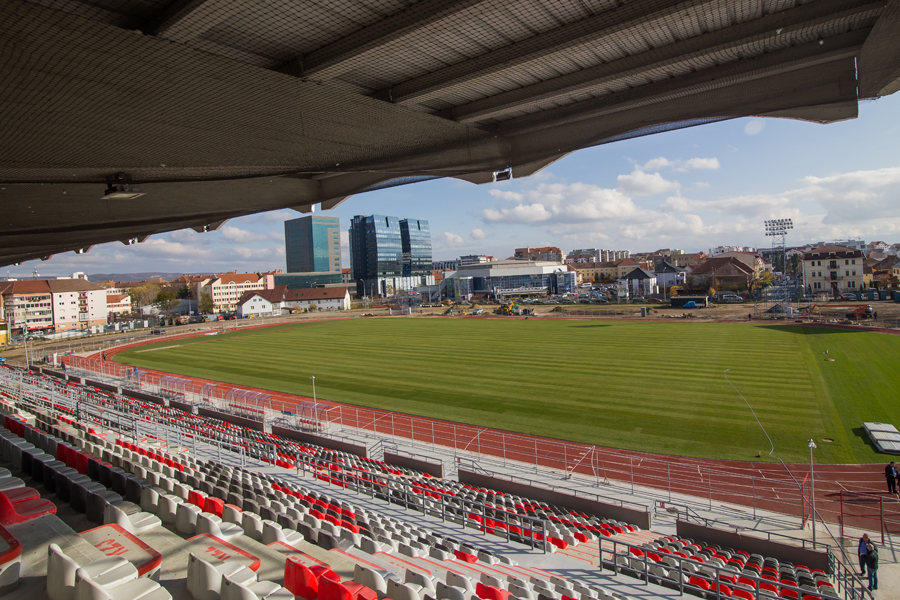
[603,535,870,600]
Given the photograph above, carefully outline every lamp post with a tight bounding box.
[808,438,817,545]
[310,376,317,428]
[764,219,793,310]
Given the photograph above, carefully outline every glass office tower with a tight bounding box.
[400,219,432,277]
[350,215,433,296]
[284,216,341,273]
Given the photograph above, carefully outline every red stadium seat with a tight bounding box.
[0,489,56,525]
[454,549,478,563]
[476,583,511,600]
[203,497,224,517]
[688,576,710,590]
[733,590,754,600]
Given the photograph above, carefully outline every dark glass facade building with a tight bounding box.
[400,219,432,277]
[350,215,433,295]
[273,272,342,290]
[284,215,341,273]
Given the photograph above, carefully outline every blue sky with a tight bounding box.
[12,93,900,278]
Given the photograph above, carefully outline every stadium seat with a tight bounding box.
[47,543,137,600]
[196,512,244,541]
[176,503,202,535]
[187,551,256,600]
[284,559,326,600]
[476,583,511,600]
[242,512,264,541]
[104,504,161,535]
[0,487,56,525]
[73,567,171,600]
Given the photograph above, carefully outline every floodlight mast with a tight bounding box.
[764,219,793,307]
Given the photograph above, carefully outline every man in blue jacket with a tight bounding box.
[858,533,870,576]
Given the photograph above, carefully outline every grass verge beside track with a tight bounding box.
[114,318,900,464]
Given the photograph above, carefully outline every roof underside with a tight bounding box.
[2,0,900,266]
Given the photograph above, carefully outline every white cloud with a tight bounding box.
[660,167,900,223]
[168,229,210,244]
[683,157,720,170]
[438,232,467,247]
[617,169,680,197]
[640,157,674,171]
[489,189,524,202]
[476,165,900,248]
[482,203,553,223]
[693,182,711,189]
[470,228,486,240]
[221,226,273,243]
[744,119,765,135]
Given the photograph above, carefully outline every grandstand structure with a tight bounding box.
[0,361,879,599]
[3,0,900,266]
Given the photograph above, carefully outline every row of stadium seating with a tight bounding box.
[0,364,841,600]
[0,372,648,600]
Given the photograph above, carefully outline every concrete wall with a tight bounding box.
[271,425,368,458]
[384,451,443,478]
[122,389,166,406]
[170,399,192,413]
[458,469,651,530]
[41,368,66,379]
[676,521,829,572]
[198,407,265,432]
[84,379,119,393]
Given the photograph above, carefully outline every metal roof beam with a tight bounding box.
[506,57,859,171]
[445,0,883,124]
[499,29,867,136]
[376,0,715,104]
[145,0,231,42]
[278,0,487,79]
[858,0,900,97]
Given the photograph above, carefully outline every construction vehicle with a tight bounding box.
[496,301,519,316]
[805,304,875,319]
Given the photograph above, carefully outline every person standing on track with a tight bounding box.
[858,533,871,576]
[885,461,898,495]
[865,540,879,591]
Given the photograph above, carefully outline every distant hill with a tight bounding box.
[87,272,188,283]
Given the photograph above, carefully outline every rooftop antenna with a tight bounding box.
[32,266,39,280]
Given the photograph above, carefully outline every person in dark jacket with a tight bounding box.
[858,534,870,576]
[865,542,878,591]
[886,461,898,494]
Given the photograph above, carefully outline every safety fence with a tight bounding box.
[63,354,814,527]
[601,535,872,600]
[838,491,900,544]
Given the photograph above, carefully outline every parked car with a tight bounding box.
[473,308,484,315]
[839,292,858,301]
[150,329,164,335]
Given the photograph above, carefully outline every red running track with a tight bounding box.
[76,318,900,533]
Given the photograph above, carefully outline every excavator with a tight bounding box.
[805,304,875,319]
[496,301,519,316]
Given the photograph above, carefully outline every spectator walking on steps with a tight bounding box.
[858,533,870,576]
[886,461,898,495]
[865,540,878,591]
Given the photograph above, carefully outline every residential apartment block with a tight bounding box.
[802,245,864,296]
[106,294,132,317]
[194,272,278,313]
[0,279,107,333]
[514,247,563,262]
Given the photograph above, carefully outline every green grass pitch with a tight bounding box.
[114,319,900,464]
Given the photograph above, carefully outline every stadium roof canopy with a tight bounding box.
[2,0,899,266]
